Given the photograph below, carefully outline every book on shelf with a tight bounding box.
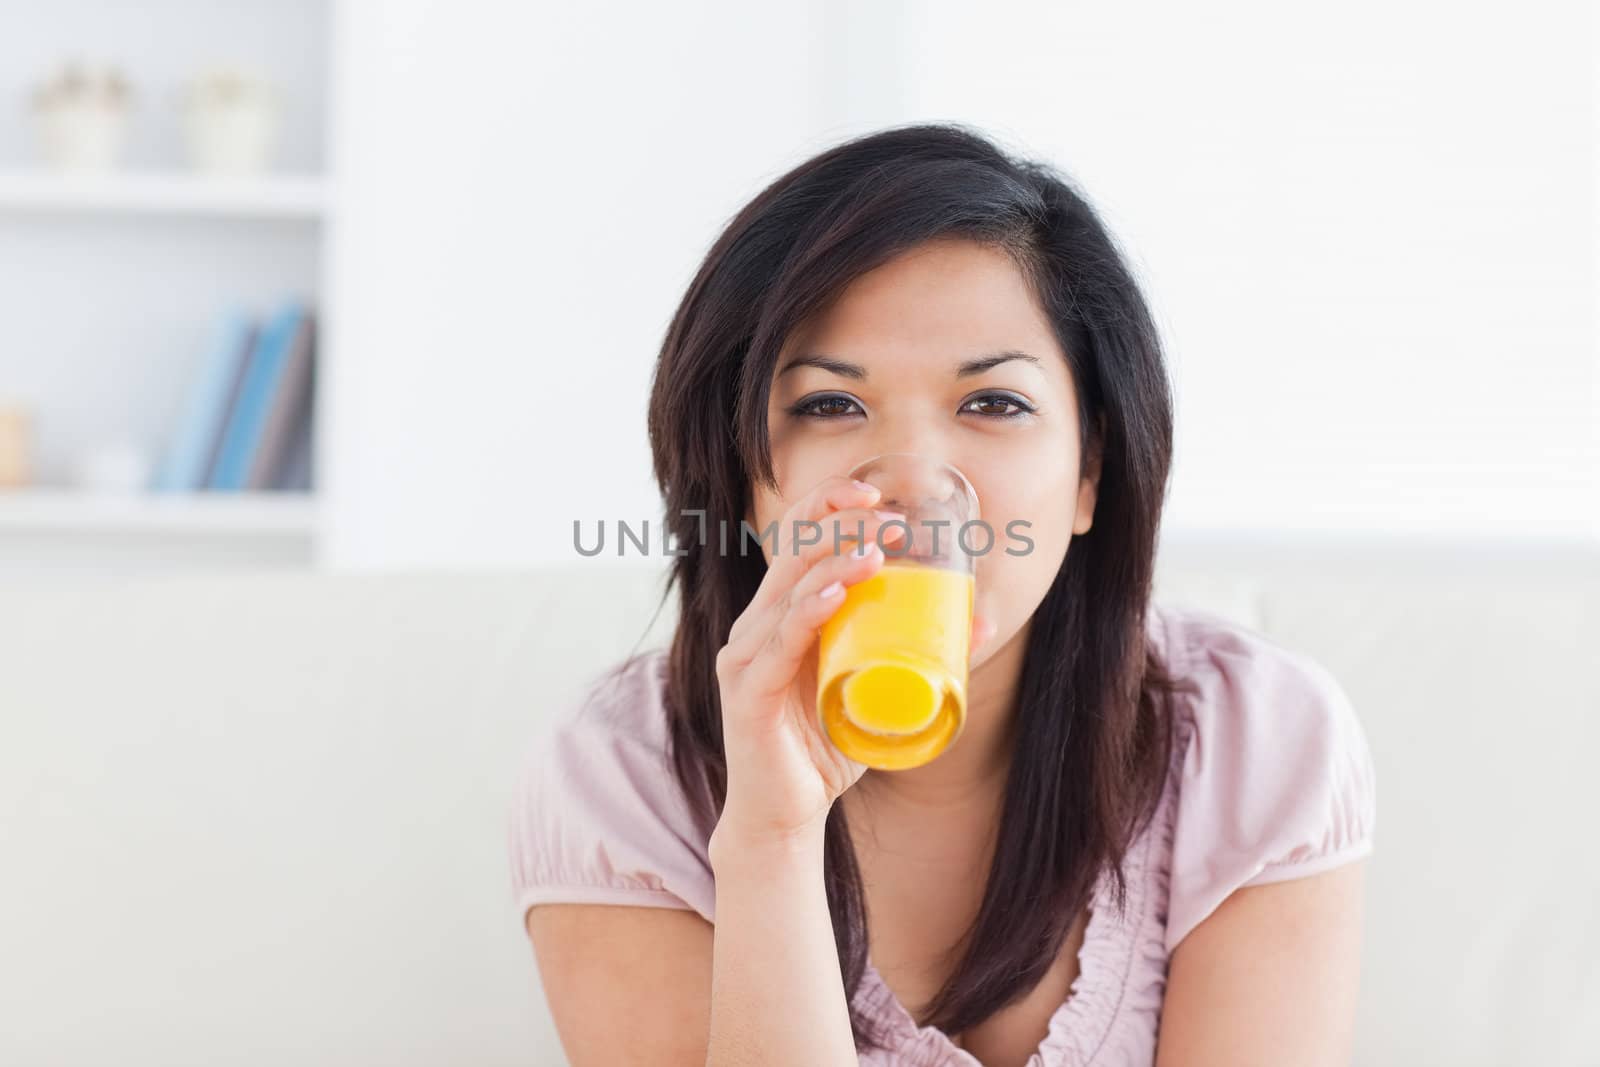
[149,306,255,492]
[151,300,317,494]
[241,306,315,491]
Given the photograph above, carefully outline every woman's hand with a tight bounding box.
[710,474,996,851]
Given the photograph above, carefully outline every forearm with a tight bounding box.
[705,822,858,1067]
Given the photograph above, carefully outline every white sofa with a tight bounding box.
[2,534,1596,1066]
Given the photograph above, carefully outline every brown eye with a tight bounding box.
[790,394,863,419]
[961,393,1035,418]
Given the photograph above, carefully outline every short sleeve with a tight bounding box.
[506,650,716,930]
[1163,613,1377,954]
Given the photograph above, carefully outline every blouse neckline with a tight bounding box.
[852,792,1170,1066]
[848,604,1183,1065]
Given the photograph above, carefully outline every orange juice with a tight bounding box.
[817,560,974,770]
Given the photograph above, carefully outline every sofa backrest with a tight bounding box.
[1,536,1594,1066]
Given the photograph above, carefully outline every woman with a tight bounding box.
[508,123,1376,1066]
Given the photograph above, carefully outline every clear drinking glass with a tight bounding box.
[816,453,980,770]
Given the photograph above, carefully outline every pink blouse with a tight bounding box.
[506,602,1378,1065]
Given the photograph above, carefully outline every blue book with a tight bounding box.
[208,302,306,491]
[150,307,257,492]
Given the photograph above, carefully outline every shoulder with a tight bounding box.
[1155,604,1378,953]
[505,647,716,927]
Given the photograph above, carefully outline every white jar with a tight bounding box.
[31,62,133,172]
[181,68,280,175]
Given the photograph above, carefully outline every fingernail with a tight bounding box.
[819,580,844,598]
[854,540,879,558]
[875,511,906,541]
[852,479,879,495]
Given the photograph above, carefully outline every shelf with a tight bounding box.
[0,170,329,220]
[0,489,319,536]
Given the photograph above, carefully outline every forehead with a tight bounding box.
[779,238,1064,367]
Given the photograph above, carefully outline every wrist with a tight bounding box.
[709,810,828,872]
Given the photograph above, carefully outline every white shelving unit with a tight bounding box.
[0,170,329,219]
[0,0,332,574]
[0,488,318,536]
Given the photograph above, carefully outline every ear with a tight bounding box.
[1072,415,1105,536]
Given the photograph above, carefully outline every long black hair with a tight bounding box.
[645,121,1191,1051]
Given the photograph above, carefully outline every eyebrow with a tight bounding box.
[775,349,1041,381]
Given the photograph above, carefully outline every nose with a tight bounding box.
[847,451,977,521]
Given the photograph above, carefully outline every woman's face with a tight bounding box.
[749,237,1100,669]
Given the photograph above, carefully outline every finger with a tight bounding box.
[731,504,904,641]
[744,475,880,603]
[724,537,886,670]
[741,543,886,702]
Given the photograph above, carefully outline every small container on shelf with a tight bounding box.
[29,61,134,172]
[0,404,34,488]
[180,66,281,175]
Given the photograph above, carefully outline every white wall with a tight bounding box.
[890,0,1597,541]
[325,0,847,567]
[325,0,1599,569]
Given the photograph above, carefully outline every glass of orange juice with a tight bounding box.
[817,453,980,770]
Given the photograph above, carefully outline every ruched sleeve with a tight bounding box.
[506,649,716,929]
[1163,612,1377,954]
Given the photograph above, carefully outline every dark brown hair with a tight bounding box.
[643,121,1192,1051]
